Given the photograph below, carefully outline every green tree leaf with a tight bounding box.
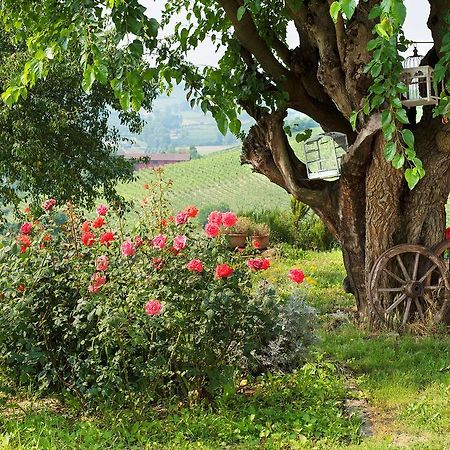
[405,168,420,189]
[330,2,341,23]
[401,129,414,148]
[237,6,246,21]
[82,65,95,93]
[395,108,409,124]
[340,0,356,19]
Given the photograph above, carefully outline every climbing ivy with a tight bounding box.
[332,1,449,189]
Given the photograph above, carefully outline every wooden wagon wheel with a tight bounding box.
[369,244,450,329]
[431,238,450,273]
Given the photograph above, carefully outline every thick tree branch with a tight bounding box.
[427,0,449,55]
[341,113,381,175]
[217,0,289,80]
[241,110,339,232]
[285,1,353,117]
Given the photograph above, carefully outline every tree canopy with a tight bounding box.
[0,28,156,208]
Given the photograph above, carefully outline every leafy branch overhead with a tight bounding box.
[0,0,449,192]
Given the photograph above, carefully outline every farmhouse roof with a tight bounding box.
[122,152,190,161]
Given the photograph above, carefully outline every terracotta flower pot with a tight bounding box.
[226,233,247,249]
[252,235,269,250]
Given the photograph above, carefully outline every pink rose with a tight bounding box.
[215,263,233,279]
[152,234,167,249]
[134,235,144,247]
[173,235,187,251]
[207,211,223,225]
[145,299,162,316]
[222,212,237,228]
[247,258,271,271]
[89,272,107,293]
[42,198,57,212]
[205,222,220,238]
[175,211,189,225]
[187,259,203,273]
[289,268,305,284]
[121,240,136,257]
[96,204,108,216]
[20,222,33,235]
[96,255,109,271]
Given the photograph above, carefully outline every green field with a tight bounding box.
[117,148,291,212]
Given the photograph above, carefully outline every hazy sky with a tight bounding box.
[143,0,433,66]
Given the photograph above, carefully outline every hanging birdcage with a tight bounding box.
[304,132,348,180]
[400,46,439,107]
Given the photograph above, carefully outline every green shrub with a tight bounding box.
[240,202,336,251]
[0,174,316,406]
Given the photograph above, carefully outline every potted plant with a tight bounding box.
[225,217,252,249]
[251,222,270,250]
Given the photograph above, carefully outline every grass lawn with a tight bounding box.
[1,249,449,448]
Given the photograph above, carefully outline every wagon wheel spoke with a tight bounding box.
[402,298,412,325]
[377,287,404,293]
[423,285,442,290]
[396,255,410,281]
[412,252,420,280]
[413,297,425,320]
[385,293,407,314]
[381,268,406,284]
[418,264,438,283]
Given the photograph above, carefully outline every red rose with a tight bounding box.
[100,231,115,246]
[81,221,90,232]
[215,263,234,279]
[92,216,105,229]
[42,198,57,212]
[88,272,107,293]
[446,227,450,240]
[152,257,164,270]
[252,240,261,249]
[17,235,31,253]
[187,259,203,273]
[81,231,95,246]
[17,284,26,293]
[184,205,199,218]
[289,268,305,284]
[20,222,33,235]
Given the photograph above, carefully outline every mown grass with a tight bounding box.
[0,360,360,449]
[1,249,450,448]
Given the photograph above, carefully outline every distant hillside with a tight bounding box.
[117,147,290,212]
[110,84,318,155]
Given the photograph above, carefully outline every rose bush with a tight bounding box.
[0,174,316,405]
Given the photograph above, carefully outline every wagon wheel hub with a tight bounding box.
[404,281,424,298]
